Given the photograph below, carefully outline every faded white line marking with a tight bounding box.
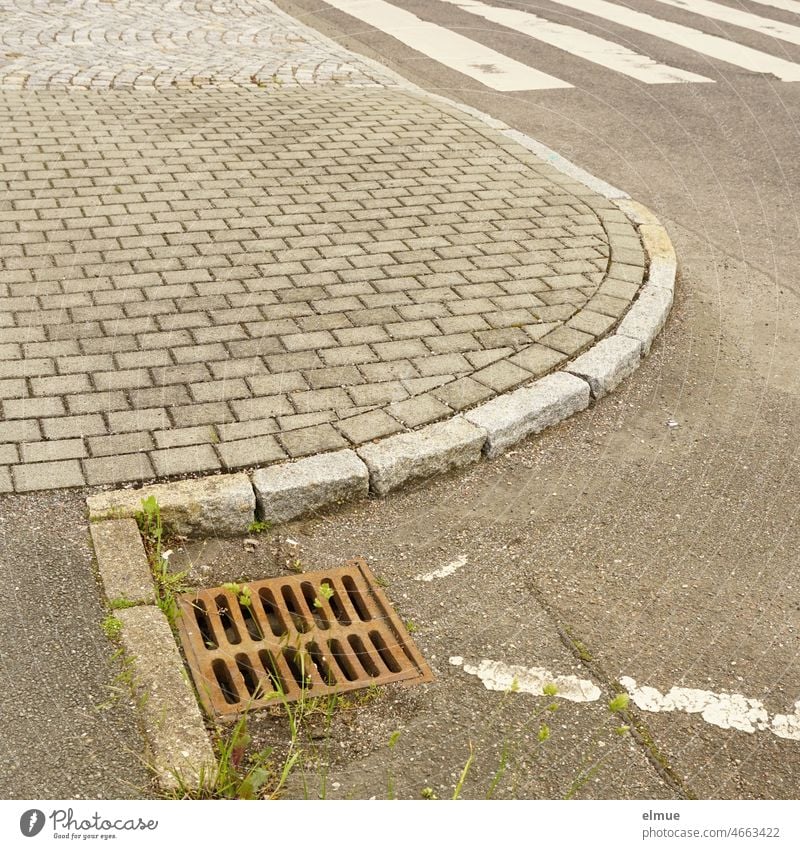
[771,701,800,740]
[417,555,468,582]
[440,0,711,84]
[653,0,800,47]
[452,659,800,741]
[322,0,572,90]
[749,0,800,15]
[549,0,800,81]
[620,676,769,733]
[450,656,602,702]
[621,676,800,741]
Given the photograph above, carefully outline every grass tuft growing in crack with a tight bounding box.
[135,495,189,629]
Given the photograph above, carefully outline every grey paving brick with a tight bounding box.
[150,444,221,477]
[472,360,533,393]
[43,414,106,439]
[568,309,617,337]
[336,409,403,444]
[13,459,85,491]
[291,388,351,414]
[0,445,19,464]
[319,344,377,367]
[279,423,349,458]
[306,366,364,390]
[508,344,567,377]
[0,379,28,399]
[217,435,286,469]
[413,353,471,377]
[388,394,451,428]
[217,419,278,442]
[108,408,170,433]
[84,452,155,485]
[3,396,66,419]
[153,426,216,449]
[88,431,154,457]
[22,438,86,463]
[431,377,494,411]
[230,395,293,420]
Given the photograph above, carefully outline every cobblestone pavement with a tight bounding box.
[0,0,396,88]
[0,3,646,492]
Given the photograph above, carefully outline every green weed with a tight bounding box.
[135,495,189,628]
[101,615,122,640]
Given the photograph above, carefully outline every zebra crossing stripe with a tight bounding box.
[321,0,572,90]
[652,0,800,47]
[439,0,712,84]
[723,0,800,17]
[548,0,800,81]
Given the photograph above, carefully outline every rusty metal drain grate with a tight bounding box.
[176,558,433,717]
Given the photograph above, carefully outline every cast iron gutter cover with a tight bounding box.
[176,558,433,717]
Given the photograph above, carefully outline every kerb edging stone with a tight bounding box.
[252,449,369,524]
[90,518,155,604]
[116,606,217,791]
[464,372,590,459]
[564,335,644,399]
[87,473,255,537]
[357,417,486,496]
[616,286,673,355]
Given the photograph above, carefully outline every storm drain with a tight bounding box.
[176,558,433,717]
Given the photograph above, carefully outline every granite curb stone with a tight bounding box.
[357,417,487,496]
[115,606,217,791]
[616,287,674,355]
[90,518,155,604]
[564,335,644,399]
[252,449,369,523]
[464,372,591,459]
[87,473,255,536]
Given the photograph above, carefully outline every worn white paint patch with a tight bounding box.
[771,702,800,741]
[417,555,468,582]
[453,660,800,741]
[620,676,770,734]
[450,656,602,702]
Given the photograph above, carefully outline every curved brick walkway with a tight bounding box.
[0,3,647,493]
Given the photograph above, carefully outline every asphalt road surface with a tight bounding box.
[270,0,800,797]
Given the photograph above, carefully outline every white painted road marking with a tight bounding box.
[321,0,572,90]
[749,0,800,15]
[621,677,800,741]
[449,656,602,702]
[416,554,468,582]
[652,0,800,47]
[439,0,712,84]
[548,0,800,81]
[451,658,800,740]
[620,676,770,734]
